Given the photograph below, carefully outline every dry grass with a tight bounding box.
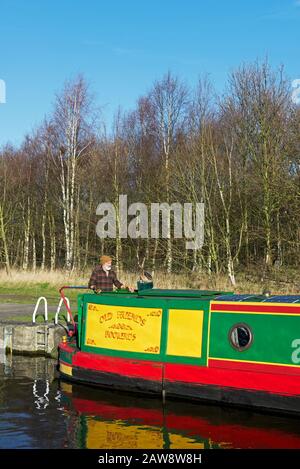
[0,269,235,292]
[0,267,299,295]
[0,268,87,286]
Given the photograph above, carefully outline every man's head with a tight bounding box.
[100,255,112,271]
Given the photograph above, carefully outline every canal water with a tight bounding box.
[1,354,300,449]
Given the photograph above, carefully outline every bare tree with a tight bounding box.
[148,71,189,272]
[0,154,11,274]
[224,61,291,266]
[49,76,95,270]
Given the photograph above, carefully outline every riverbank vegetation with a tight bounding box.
[1,60,300,287]
[1,267,300,304]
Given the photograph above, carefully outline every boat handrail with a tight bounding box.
[59,286,90,336]
[32,297,48,323]
[55,297,71,325]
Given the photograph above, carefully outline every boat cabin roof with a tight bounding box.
[137,289,231,299]
[215,294,300,303]
[86,289,300,303]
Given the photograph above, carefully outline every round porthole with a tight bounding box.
[229,323,253,351]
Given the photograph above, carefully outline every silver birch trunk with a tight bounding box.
[49,214,56,271]
[84,191,93,269]
[151,238,159,275]
[32,235,36,273]
[22,201,30,271]
[212,140,236,286]
[0,204,10,275]
[41,213,46,270]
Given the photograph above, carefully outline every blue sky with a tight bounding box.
[0,0,300,147]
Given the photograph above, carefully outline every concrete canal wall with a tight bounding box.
[0,323,66,358]
[0,301,69,358]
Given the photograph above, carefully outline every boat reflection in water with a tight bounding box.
[60,382,300,449]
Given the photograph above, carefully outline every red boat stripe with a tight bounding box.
[69,354,300,396]
[211,303,300,314]
[208,358,300,376]
[165,363,300,396]
[72,352,162,381]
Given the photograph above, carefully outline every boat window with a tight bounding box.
[229,324,253,351]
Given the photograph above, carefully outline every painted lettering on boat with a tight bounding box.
[85,303,162,353]
[104,330,136,341]
[99,313,112,323]
[116,310,146,326]
[291,339,300,364]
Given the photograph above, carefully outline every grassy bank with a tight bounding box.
[0,265,299,323]
[0,266,299,301]
[0,269,88,305]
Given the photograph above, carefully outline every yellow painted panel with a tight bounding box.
[60,363,72,376]
[167,309,203,357]
[85,303,162,354]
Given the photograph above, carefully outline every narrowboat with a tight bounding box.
[58,281,300,415]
